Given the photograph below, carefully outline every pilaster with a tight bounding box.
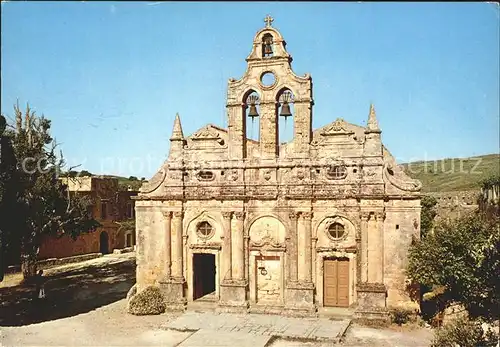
[219,211,248,312]
[285,212,315,314]
[162,211,172,280]
[360,212,369,282]
[221,211,232,281]
[287,212,298,283]
[355,210,388,321]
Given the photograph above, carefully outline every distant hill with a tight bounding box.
[402,154,499,193]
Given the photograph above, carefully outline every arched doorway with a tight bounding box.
[100,231,109,254]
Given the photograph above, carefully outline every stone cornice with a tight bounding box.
[134,194,420,202]
[316,246,357,253]
[166,161,384,171]
[189,243,222,250]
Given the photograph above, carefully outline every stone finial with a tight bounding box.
[365,104,381,134]
[170,113,184,141]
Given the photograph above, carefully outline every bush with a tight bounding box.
[390,307,414,326]
[127,285,166,316]
[431,316,499,347]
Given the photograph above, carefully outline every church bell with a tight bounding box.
[279,101,292,119]
[248,104,259,119]
[247,94,259,119]
[263,43,273,56]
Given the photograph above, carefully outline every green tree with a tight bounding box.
[407,211,500,321]
[128,176,138,181]
[420,195,438,237]
[2,103,100,279]
[116,218,135,236]
[0,114,19,281]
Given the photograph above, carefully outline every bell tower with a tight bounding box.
[226,15,314,160]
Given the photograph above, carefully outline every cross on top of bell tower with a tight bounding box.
[264,14,274,28]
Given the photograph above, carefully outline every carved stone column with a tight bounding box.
[311,237,318,286]
[171,211,184,280]
[285,212,315,314]
[221,211,232,281]
[163,211,172,279]
[375,211,385,284]
[302,212,313,283]
[288,212,298,283]
[232,212,245,280]
[355,210,388,321]
[219,211,248,312]
[367,212,383,284]
[360,212,370,282]
[158,210,186,310]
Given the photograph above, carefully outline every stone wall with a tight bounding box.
[38,223,123,259]
[428,190,479,222]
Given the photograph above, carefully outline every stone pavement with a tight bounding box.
[164,311,351,346]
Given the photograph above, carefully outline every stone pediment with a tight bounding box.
[191,126,221,141]
[185,124,228,150]
[320,118,355,136]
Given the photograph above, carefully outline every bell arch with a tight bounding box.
[276,87,295,146]
[262,33,274,58]
[243,89,261,143]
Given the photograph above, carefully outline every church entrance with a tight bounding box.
[192,253,216,300]
[323,257,349,307]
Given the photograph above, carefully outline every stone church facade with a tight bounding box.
[134,17,422,318]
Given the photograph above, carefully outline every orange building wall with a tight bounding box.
[37,177,137,260]
[38,224,124,260]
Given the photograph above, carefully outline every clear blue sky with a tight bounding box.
[1,2,499,178]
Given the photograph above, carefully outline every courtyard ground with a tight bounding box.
[0,253,433,346]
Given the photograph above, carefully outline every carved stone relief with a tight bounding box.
[256,256,281,304]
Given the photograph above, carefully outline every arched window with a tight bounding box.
[277,89,294,145]
[327,223,345,239]
[262,34,274,58]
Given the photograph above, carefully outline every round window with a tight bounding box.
[197,221,214,238]
[260,72,276,87]
[327,222,345,239]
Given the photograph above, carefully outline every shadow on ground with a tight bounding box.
[0,257,135,326]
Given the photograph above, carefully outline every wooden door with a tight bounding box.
[323,258,350,307]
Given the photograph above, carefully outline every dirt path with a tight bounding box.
[0,253,137,326]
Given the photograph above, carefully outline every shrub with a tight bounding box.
[431,316,499,347]
[127,285,166,316]
[390,307,414,326]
